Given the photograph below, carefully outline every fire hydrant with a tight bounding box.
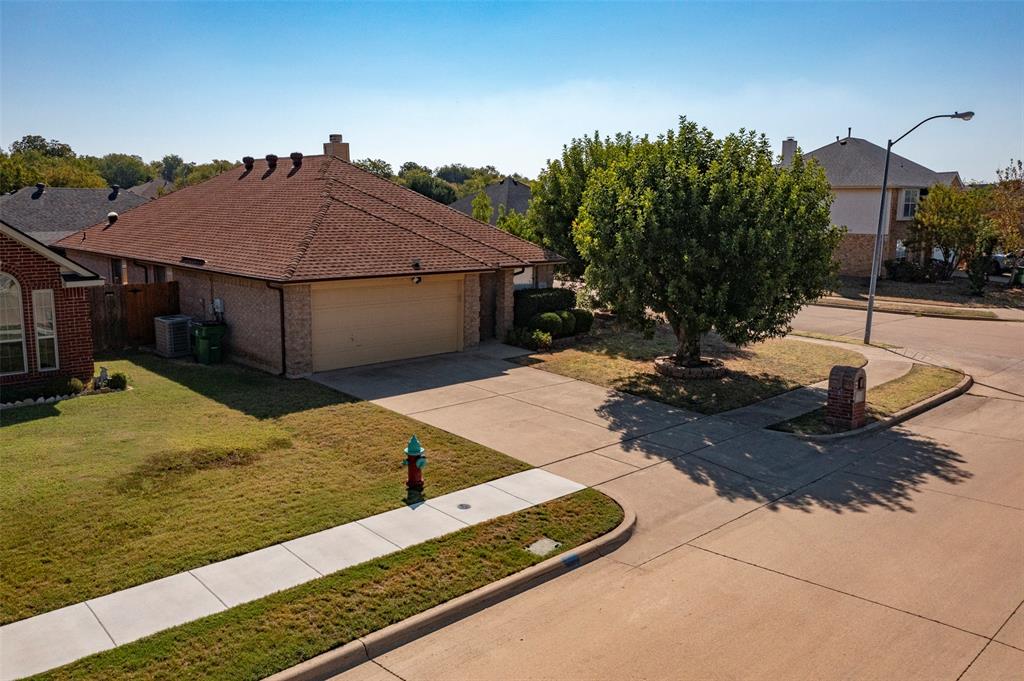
[402,435,427,493]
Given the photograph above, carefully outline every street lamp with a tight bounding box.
[863,111,974,344]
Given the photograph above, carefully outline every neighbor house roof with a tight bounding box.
[128,177,175,199]
[58,155,563,282]
[0,185,150,245]
[804,137,960,189]
[1,220,104,287]
[449,177,532,225]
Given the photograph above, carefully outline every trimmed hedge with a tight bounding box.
[506,327,553,351]
[513,288,575,327]
[556,310,576,336]
[527,312,563,335]
[571,308,594,334]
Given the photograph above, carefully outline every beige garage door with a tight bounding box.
[311,275,464,371]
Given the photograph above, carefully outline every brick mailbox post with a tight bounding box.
[826,365,867,430]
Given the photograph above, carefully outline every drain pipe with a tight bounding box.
[266,282,287,376]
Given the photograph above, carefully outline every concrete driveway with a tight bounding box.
[316,327,1023,680]
[313,343,703,468]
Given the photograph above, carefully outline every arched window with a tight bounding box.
[0,273,27,375]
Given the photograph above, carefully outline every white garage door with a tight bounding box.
[311,275,464,371]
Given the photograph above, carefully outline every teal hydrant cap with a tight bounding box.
[405,435,424,455]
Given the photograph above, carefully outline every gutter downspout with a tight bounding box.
[266,282,287,376]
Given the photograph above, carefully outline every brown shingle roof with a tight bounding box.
[57,155,562,282]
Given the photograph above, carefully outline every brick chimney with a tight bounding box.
[781,137,797,167]
[323,133,350,162]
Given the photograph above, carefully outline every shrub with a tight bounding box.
[527,312,563,335]
[556,310,576,336]
[504,327,552,351]
[883,258,944,283]
[107,372,129,390]
[528,329,553,351]
[513,288,575,326]
[966,254,990,296]
[571,308,594,334]
[1,376,84,403]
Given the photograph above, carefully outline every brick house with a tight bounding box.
[59,135,564,376]
[781,135,962,276]
[1,221,103,393]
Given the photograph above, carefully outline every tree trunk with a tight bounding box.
[670,321,702,366]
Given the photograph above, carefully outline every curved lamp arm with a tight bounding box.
[892,111,974,147]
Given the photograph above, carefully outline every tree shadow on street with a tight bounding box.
[597,387,972,515]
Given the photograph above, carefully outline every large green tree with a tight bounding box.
[159,154,185,182]
[88,153,150,188]
[401,170,457,204]
[9,135,74,158]
[575,118,841,367]
[910,184,992,279]
[354,158,394,179]
[529,132,635,276]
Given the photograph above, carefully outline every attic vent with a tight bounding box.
[243,156,255,171]
[265,154,278,169]
[103,212,118,229]
[290,152,303,168]
[411,258,422,270]
[180,256,207,267]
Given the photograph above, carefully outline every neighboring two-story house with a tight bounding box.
[782,134,962,276]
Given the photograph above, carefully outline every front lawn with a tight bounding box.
[33,489,621,681]
[1,354,529,624]
[515,326,865,414]
[771,365,964,435]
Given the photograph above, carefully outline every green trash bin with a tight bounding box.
[191,322,227,364]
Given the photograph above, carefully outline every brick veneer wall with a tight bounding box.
[463,273,480,348]
[494,269,515,340]
[172,268,283,374]
[283,284,312,377]
[1,234,94,391]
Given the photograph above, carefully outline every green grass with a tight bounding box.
[516,326,865,414]
[1,354,529,624]
[771,365,964,435]
[31,489,621,681]
[789,330,899,350]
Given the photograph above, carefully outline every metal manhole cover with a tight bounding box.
[457,503,472,510]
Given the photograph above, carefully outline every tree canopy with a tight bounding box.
[575,118,841,365]
[354,158,394,179]
[471,190,492,222]
[88,153,151,188]
[529,132,635,277]
[910,184,993,278]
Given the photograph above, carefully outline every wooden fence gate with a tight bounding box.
[89,282,180,352]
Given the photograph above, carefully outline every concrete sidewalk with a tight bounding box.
[0,469,583,681]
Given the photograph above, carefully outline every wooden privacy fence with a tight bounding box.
[89,282,180,352]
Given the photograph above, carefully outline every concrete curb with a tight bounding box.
[793,372,973,442]
[811,301,1021,323]
[265,490,636,681]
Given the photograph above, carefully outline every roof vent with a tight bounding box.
[180,256,207,267]
[35,182,46,193]
[109,184,120,198]
[290,152,303,168]
[265,154,278,169]
[103,212,118,229]
[243,156,255,171]
[411,258,422,270]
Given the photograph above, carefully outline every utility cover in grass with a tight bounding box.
[527,537,562,556]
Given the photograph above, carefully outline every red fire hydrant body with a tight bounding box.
[404,435,427,492]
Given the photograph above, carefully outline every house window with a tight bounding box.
[152,265,167,283]
[0,273,27,375]
[32,289,58,371]
[110,259,123,285]
[901,189,921,219]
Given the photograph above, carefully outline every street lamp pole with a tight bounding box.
[863,111,974,345]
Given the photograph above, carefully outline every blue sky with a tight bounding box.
[2,1,1021,181]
